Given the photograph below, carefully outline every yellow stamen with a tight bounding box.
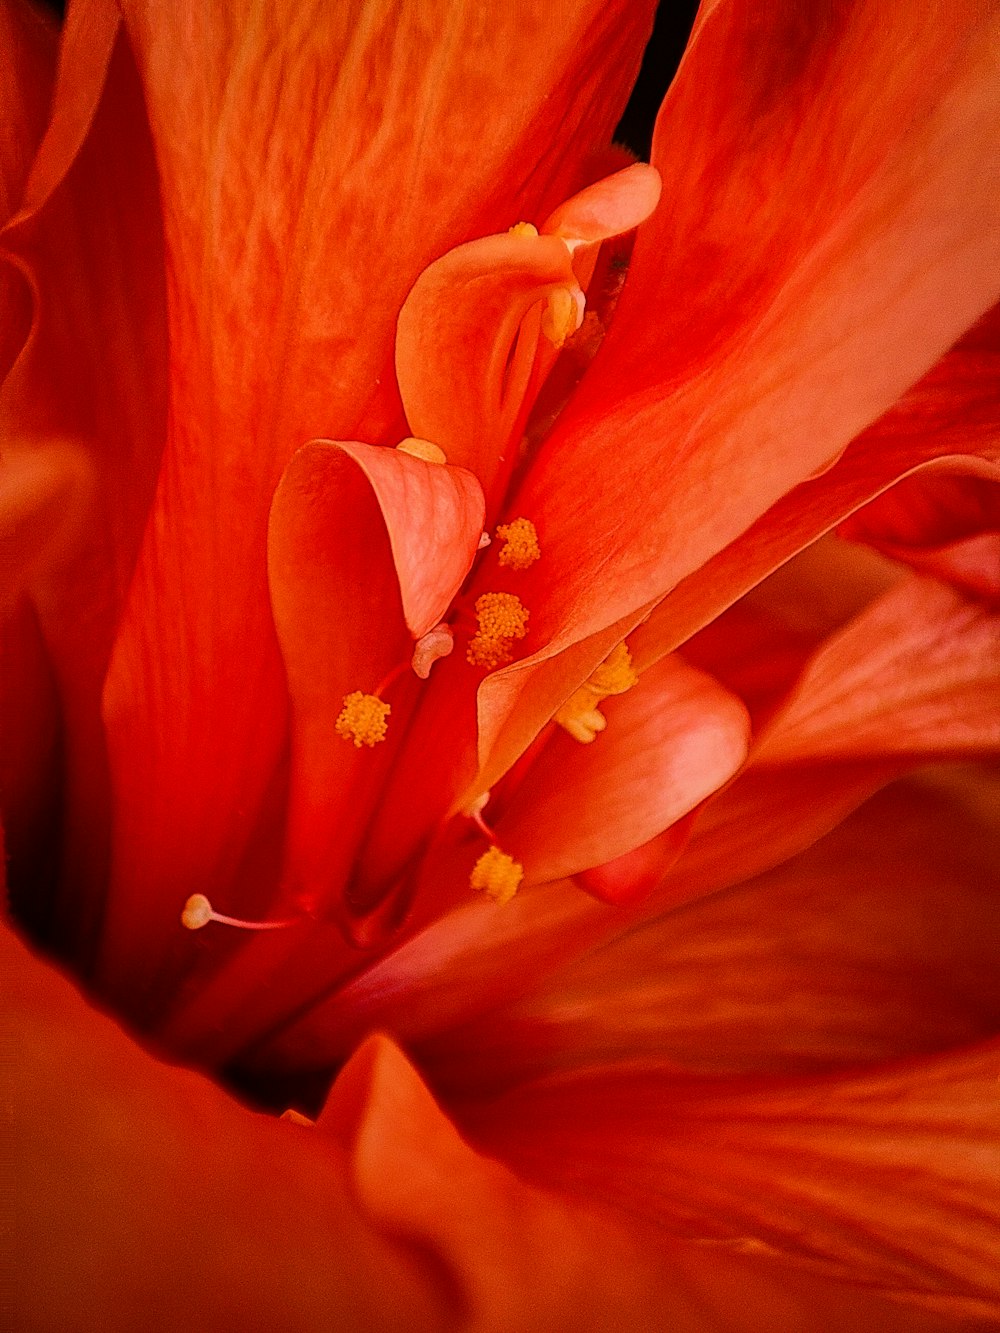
[470,845,524,906]
[541,285,584,348]
[335,690,391,747]
[396,436,446,464]
[495,516,540,570]
[466,591,529,669]
[509,221,539,238]
[554,642,639,743]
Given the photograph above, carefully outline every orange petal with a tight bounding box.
[429,768,1000,1092]
[268,440,482,910]
[459,1034,1000,1323]
[841,472,1000,600]
[4,918,451,1331]
[396,231,577,493]
[496,654,750,889]
[496,1,1000,665]
[98,0,653,1001]
[755,576,1000,763]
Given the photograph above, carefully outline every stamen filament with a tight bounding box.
[181,893,300,932]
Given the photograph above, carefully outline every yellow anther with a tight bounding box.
[181,893,213,930]
[509,221,539,238]
[470,845,524,906]
[554,642,639,743]
[588,643,638,695]
[541,285,584,348]
[466,591,529,669]
[496,517,540,570]
[396,436,446,464]
[335,690,391,747]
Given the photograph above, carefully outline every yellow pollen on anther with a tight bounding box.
[335,691,391,747]
[554,642,639,743]
[470,845,524,906]
[467,591,529,669]
[541,286,584,348]
[496,517,540,570]
[396,436,446,464]
[509,221,539,238]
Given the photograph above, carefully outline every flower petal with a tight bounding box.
[488,1,1000,686]
[457,1037,1000,1323]
[423,768,1000,1092]
[4,917,452,1331]
[98,0,654,997]
[841,472,1000,601]
[497,654,750,890]
[268,439,482,914]
[755,576,1000,763]
[2,1,168,960]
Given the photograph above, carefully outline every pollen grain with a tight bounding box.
[467,592,529,669]
[336,691,391,747]
[470,845,524,906]
[496,517,540,570]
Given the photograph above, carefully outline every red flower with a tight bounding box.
[4,0,999,1327]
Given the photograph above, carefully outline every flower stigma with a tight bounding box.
[495,517,540,570]
[466,591,530,669]
[554,642,639,743]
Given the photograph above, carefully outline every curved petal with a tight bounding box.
[841,472,1000,600]
[474,300,1000,796]
[458,1038,1000,1324]
[268,440,482,914]
[5,919,451,1331]
[480,3,1000,732]
[421,768,1000,1092]
[396,164,661,496]
[497,654,750,890]
[318,1033,955,1333]
[99,0,655,1000]
[755,576,1000,763]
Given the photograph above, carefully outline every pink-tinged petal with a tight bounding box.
[496,654,750,889]
[318,1034,947,1333]
[396,164,661,497]
[2,1,167,959]
[424,769,1000,1094]
[459,1038,1000,1324]
[842,472,1000,600]
[99,0,654,1000]
[396,231,578,492]
[542,162,662,244]
[4,919,451,1331]
[755,576,1000,764]
[268,440,482,914]
[496,2,1000,664]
